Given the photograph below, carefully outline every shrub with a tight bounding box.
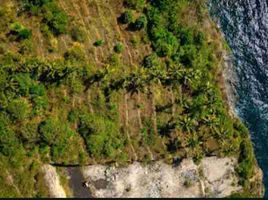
[150,27,179,57]
[20,121,39,143]
[43,2,68,35]
[194,31,205,47]
[130,36,140,47]
[21,0,68,36]
[11,73,33,96]
[22,0,52,13]
[78,113,124,159]
[0,128,20,157]
[18,39,33,54]
[108,53,120,66]
[66,73,85,94]
[114,42,124,53]
[32,96,49,115]
[70,26,86,42]
[93,39,104,47]
[30,84,46,97]
[68,109,80,123]
[178,45,197,67]
[64,44,86,62]
[7,98,31,121]
[142,53,159,68]
[178,27,194,46]
[39,117,73,146]
[118,10,133,24]
[130,15,147,31]
[0,44,5,54]
[124,0,145,11]
[9,22,32,40]
[236,140,254,186]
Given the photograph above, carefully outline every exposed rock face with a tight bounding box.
[222,52,239,117]
[82,157,242,198]
[42,164,66,198]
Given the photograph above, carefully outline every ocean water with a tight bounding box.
[209,0,268,196]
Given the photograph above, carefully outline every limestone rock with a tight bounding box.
[81,157,242,198]
[42,164,66,198]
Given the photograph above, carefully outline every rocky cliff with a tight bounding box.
[42,165,66,198]
[80,157,262,198]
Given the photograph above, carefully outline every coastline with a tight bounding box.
[40,3,265,198]
[220,41,265,197]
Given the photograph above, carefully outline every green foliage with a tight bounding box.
[141,118,155,146]
[7,98,31,121]
[68,109,80,124]
[32,95,49,115]
[23,59,73,83]
[142,53,159,68]
[130,15,147,31]
[11,73,33,96]
[38,117,78,162]
[18,39,33,54]
[149,26,179,57]
[21,0,68,36]
[64,44,86,62]
[0,1,259,196]
[93,39,105,47]
[66,73,85,94]
[70,26,86,42]
[9,22,32,40]
[43,2,68,35]
[21,0,52,13]
[20,121,39,144]
[107,53,120,66]
[236,140,255,186]
[130,36,140,47]
[0,113,20,156]
[30,84,46,97]
[177,45,197,67]
[114,42,124,53]
[78,113,125,159]
[124,0,145,10]
[119,10,133,24]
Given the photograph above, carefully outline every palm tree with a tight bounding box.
[176,115,197,133]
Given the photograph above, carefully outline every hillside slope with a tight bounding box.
[0,0,263,197]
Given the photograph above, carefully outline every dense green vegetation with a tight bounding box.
[0,0,261,197]
[9,22,32,40]
[114,42,125,53]
[93,39,105,47]
[119,10,133,24]
[20,0,68,36]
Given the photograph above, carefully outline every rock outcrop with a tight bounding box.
[82,157,242,198]
[42,164,66,198]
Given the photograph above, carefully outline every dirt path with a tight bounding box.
[124,92,138,161]
[4,169,22,197]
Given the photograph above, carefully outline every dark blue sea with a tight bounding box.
[209,0,268,196]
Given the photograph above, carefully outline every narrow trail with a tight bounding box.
[149,89,158,136]
[4,169,22,197]
[35,24,45,57]
[80,0,106,60]
[124,92,138,161]
[136,92,154,160]
[92,0,114,51]
[57,1,72,51]
[106,3,134,66]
